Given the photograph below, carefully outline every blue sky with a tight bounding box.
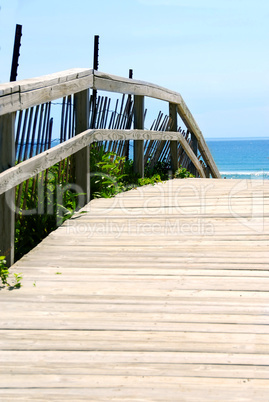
[0,0,268,138]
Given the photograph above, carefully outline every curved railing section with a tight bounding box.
[0,68,220,177]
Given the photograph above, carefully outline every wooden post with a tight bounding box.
[10,24,22,82]
[169,103,178,172]
[134,95,144,177]
[205,166,211,178]
[74,89,90,204]
[0,113,16,266]
[189,132,198,177]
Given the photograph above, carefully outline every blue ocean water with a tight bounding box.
[17,137,269,180]
[207,138,269,180]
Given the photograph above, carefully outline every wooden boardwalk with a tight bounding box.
[1,178,269,401]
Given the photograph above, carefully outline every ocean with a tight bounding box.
[16,137,269,180]
[207,138,269,180]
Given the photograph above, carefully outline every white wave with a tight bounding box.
[220,171,269,175]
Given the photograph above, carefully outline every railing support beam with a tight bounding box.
[189,132,198,177]
[134,95,144,177]
[205,166,211,178]
[0,113,15,266]
[169,103,178,172]
[74,89,90,205]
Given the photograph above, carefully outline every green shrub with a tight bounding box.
[138,174,162,187]
[90,146,127,198]
[174,166,194,179]
[144,159,170,181]
[0,254,22,288]
[0,255,9,286]
[15,163,81,261]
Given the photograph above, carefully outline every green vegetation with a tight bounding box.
[0,254,23,289]
[90,146,166,198]
[174,166,195,179]
[0,256,9,286]
[90,146,127,198]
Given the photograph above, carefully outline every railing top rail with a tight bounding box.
[0,68,184,115]
[0,68,93,97]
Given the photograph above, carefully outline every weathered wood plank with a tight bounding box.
[0,81,19,97]
[0,69,93,115]
[1,350,269,366]
[93,71,183,103]
[1,329,269,352]
[0,385,268,402]
[19,68,92,92]
[0,92,21,115]
[2,311,269,327]
[1,362,269,379]
[20,75,93,111]
[0,130,205,195]
[1,374,269,392]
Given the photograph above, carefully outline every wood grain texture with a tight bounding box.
[74,89,90,204]
[169,102,178,172]
[0,129,205,195]
[0,68,220,178]
[0,113,15,266]
[93,70,183,103]
[133,95,144,177]
[1,178,269,400]
[0,69,93,115]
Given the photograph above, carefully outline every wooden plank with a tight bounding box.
[1,329,269,352]
[18,68,92,92]
[0,69,93,115]
[20,75,93,111]
[1,374,269,391]
[0,81,19,96]
[1,350,269,366]
[0,385,268,402]
[2,310,269,327]
[5,265,269,276]
[1,362,269,380]
[0,92,21,115]
[2,316,269,334]
[9,261,269,270]
[93,71,183,103]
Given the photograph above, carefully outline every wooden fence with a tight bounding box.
[0,68,220,265]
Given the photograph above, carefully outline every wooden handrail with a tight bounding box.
[0,68,220,178]
[0,129,205,196]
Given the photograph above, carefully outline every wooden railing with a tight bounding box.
[0,68,221,265]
